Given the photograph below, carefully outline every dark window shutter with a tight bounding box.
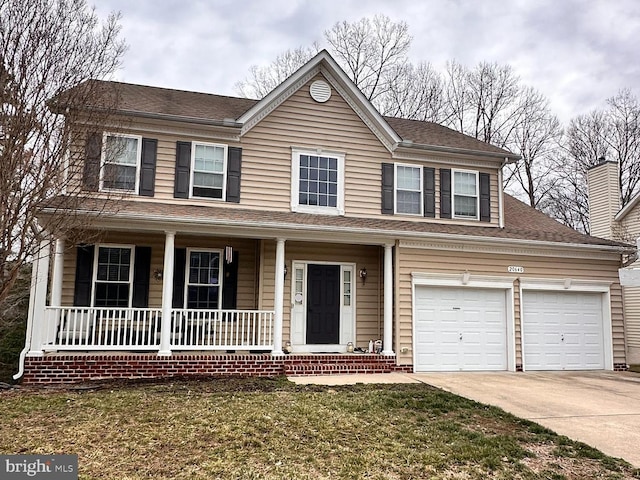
[139,138,158,197]
[424,167,435,218]
[222,252,239,309]
[172,248,186,308]
[132,246,151,308]
[440,168,452,219]
[83,133,102,192]
[226,147,242,203]
[174,141,192,198]
[381,163,394,214]
[74,245,95,306]
[480,172,491,222]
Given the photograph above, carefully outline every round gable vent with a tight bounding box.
[309,80,331,103]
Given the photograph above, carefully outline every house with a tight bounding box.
[588,160,640,364]
[15,51,631,383]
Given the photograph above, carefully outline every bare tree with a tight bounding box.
[543,89,640,232]
[605,89,640,206]
[379,62,447,122]
[504,88,563,208]
[0,0,126,305]
[234,43,320,99]
[325,14,411,103]
[235,14,412,108]
[443,60,469,133]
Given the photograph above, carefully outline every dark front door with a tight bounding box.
[306,264,340,344]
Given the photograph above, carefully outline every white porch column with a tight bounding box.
[27,238,51,356]
[273,238,286,355]
[50,238,65,308]
[382,243,395,356]
[159,231,175,356]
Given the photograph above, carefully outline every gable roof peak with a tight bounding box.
[236,49,402,151]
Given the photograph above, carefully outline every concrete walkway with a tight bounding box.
[289,371,640,467]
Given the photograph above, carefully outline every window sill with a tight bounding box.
[292,204,344,216]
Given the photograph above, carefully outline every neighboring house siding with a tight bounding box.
[587,161,620,239]
[619,214,640,364]
[395,246,625,367]
[260,240,383,347]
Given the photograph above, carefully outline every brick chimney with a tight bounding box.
[587,158,620,239]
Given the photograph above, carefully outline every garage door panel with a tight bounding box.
[523,291,604,371]
[414,286,507,372]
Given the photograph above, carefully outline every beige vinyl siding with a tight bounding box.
[240,74,391,216]
[260,240,383,347]
[396,247,625,367]
[587,162,620,239]
[624,286,640,363]
[61,232,258,310]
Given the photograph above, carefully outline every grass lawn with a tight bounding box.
[1,377,638,480]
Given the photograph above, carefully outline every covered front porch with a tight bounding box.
[21,225,396,376]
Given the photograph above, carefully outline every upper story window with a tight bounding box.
[453,170,479,220]
[191,143,227,199]
[93,245,133,307]
[395,164,423,215]
[291,148,345,215]
[101,134,142,192]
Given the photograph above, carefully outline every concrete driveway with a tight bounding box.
[412,371,640,467]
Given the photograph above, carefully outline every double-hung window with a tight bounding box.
[93,246,133,307]
[291,148,344,215]
[191,143,227,199]
[453,170,479,219]
[101,134,141,192]
[186,250,222,309]
[395,164,422,215]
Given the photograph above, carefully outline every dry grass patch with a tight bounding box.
[0,378,638,479]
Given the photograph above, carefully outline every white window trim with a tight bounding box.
[184,248,223,310]
[452,169,480,220]
[189,142,228,201]
[99,133,142,193]
[291,147,345,216]
[91,244,135,308]
[394,163,423,216]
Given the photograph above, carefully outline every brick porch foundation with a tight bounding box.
[21,353,413,384]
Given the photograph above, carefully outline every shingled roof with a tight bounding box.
[45,194,626,250]
[66,80,516,158]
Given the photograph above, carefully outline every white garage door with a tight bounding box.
[522,291,604,370]
[414,286,507,372]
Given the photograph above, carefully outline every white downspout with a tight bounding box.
[499,157,507,228]
[14,238,50,380]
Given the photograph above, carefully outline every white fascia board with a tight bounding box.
[615,193,640,221]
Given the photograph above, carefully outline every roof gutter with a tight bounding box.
[64,105,244,129]
[396,140,521,162]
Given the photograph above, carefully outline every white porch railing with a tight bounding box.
[44,307,162,351]
[171,309,273,350]
[42,307,274,352]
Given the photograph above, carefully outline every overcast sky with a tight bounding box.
[94,0,639,123]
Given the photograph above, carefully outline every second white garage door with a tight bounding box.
[522,291,605,370]
[414,286,508,372]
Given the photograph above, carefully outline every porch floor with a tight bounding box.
[22,352,412,384]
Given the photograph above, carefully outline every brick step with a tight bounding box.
[285,363,394,376]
